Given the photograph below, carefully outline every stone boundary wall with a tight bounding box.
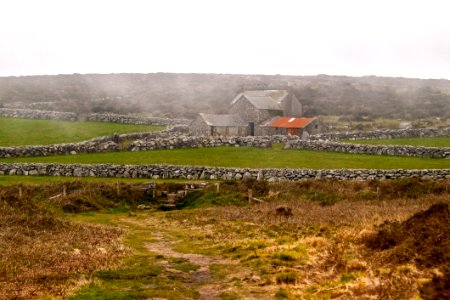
[0,127,205,158]
[310,127,450,141]
[2,132,450,159]
[286,140,450,159]
[0,130,177,158]
[130,136,273,151]
[0,139,119,158]
[86,113,191,126]
[0,108,190,126]
[0,108,78,121]
[1,163,449,180]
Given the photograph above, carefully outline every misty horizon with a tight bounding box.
[1,72,450,82]
[2,0,450,80]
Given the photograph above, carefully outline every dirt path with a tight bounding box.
[120,216,274,300]
[147,232,238,300]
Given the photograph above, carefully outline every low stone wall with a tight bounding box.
[130,136,273,151]
[0,108,78,121]
[0,129,188,158]
[1,163,449,180]
[2,132,450,159]
[0,108,191,126]
[86,113,191,126]
[0,139,119,158]
[310,128,450,141]
[286,140,450,159]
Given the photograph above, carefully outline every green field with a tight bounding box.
[2,146,450,169]
[0,117,164,146]
[345,137,450,147]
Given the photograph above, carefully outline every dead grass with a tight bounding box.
[2,178,450,299]
[0,184,128,299]
[159,179,450,299]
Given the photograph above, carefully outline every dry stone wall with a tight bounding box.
[286,140,450,159]
[130,136,273,151]
[310,128,450,141]
[86,113,191,126]
[2,132,450,159]
[0,108,77,121]
[0,163,449,180]
[0,139,119,158]
[0,108,190,126]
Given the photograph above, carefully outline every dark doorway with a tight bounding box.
[248,122,255,136]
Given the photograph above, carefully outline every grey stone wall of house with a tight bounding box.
[190,115,210,135]
[309,128,450,141]
[281,93,302,116]
[86,113,191,126]
[1,163,449,180]
[286,140,450,159]
[229,97,278,126]
[190,115,248,136]
[0,108,78,121]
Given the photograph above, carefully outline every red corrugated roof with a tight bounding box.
[269,117,316,128]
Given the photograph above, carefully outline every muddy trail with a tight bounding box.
[147,232,238,300]
[121,216,274,300]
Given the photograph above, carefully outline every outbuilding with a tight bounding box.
[190,113,248,136]
[265,117,319,138]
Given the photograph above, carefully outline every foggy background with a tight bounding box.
[1,0,450,121]
[1,0,450,79]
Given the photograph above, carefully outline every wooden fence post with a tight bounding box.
[248,189,253,203]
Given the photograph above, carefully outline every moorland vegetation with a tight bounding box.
[1,179,450,299]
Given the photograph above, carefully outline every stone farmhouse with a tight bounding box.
[191,89,319,137]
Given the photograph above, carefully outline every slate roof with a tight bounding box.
[269,117,317,128]
[199,113,246,127]
[231,90,289,110]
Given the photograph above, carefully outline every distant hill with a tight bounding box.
[0,73,449,120]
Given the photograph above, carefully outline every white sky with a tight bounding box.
[1,0,450,79]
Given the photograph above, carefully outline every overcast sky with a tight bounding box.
[1,0,449,79]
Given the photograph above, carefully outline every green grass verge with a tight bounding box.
[345,137,450,147]
[2,146,450,169]
[68,213,199,300]
[0,117,164,146]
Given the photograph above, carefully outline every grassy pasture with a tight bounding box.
[345,136,450,147]
[2,146,450,169]
[0,117,164,146]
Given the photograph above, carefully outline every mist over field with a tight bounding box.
[1,73,450,120]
